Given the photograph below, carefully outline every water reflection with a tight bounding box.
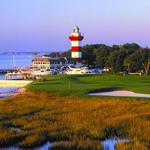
[102,138,129,150]
[0,87,18,99]
[1,142,52,150]
[10,127,21,133]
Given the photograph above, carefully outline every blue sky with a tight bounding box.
[0,0,150,52]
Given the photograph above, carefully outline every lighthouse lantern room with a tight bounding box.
[68,26,84,61]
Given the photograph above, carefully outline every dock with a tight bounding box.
[0,69,14,74]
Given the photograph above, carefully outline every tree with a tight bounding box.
[94,45,111,67]
[124,52,142,73]
[112,45,120,51]
[115,49,128,72]
[124,49,150,75]
[107,51,119,73]
[122,43,140,50]
[60,50,71,57]
[139,49,150,75]
[47,52,61,58]
[123,58,132,72]
[81,45,96,67]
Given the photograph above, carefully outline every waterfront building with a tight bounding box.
[32,57,76,69]
[32,57,50,69]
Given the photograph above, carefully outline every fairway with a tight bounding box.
[28,75,150,96]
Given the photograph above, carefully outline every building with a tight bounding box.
[32,57,50,69]
[68,26,84,61]
[32,57,76,69]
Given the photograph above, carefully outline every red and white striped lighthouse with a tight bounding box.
[68,26,84,61]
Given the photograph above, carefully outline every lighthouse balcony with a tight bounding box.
[68,35,84,41]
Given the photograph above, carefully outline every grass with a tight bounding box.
[27,74,150,96]
[0,74,150,149]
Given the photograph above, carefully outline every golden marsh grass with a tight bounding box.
[0,92,149,149]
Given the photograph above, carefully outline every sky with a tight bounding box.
[0,0,150,52]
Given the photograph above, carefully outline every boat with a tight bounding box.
[5,71,23,80]
[65,66,92,75]
[31,69,49,76]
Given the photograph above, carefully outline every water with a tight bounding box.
[0,87,18,99]
[0,74,5,80]
[0,52,50,69]
[0,52,33,69]
[102,139,129,150]
[2,142,52,150]
[11,127,22,133]
[1,128,52,149]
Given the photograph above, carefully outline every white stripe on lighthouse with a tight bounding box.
[72,33,80,36]
[71,52,82,58]
[71,41,80,47]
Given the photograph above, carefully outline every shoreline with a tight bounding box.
[0,87,26,99]
[14,87,26,96]
[0,80,32,99]
[0,80,32,87]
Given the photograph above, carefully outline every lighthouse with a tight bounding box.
[68,26,84,61]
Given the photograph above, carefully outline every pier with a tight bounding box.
[0,69,14,74]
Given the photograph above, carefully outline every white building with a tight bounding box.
[32,57,77,69]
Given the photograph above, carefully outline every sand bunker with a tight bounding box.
[89,90,150,98]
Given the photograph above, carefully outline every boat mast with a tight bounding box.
[12,54,16,71]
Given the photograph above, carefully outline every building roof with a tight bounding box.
[33,57,76,63]
[32,57,49,62]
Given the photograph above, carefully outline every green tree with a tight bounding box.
[139,49,150,75]
[81,45,96,67]
[122,43,140,49]
[107,51,119,73]
[124,52,142,72]
[94,45,111,67]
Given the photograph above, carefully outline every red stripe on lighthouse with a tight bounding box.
[69,36,84,41]
[71,47,81,52]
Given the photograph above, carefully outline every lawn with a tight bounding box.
[28,74,150,96]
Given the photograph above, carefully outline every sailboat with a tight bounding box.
[5,54,22,80]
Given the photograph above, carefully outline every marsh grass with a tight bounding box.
[18,134,47,148]
[117,140,148,150]
[52,137,102,150]
[0,92,150,149]
[0,129,24,147]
